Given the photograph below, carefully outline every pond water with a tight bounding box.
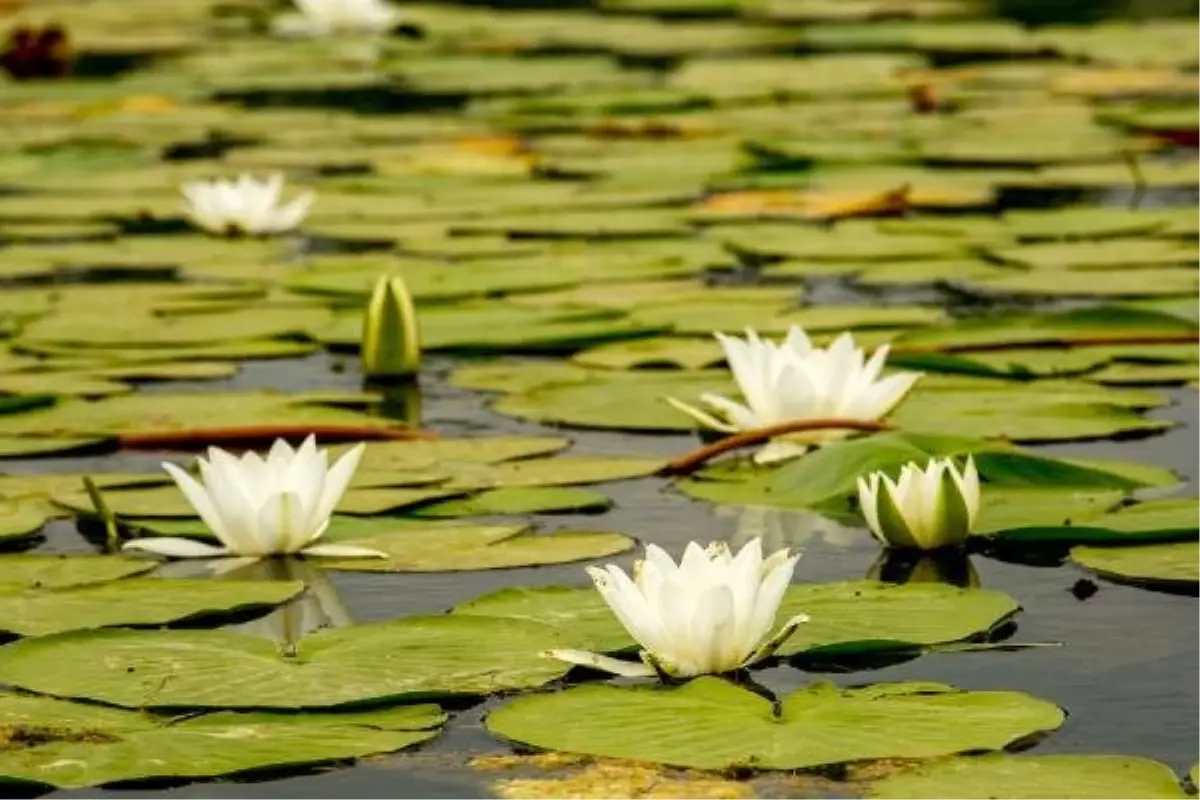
[0,0,1196,797]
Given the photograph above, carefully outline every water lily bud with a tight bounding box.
[857,456,980,551]
[361,274,420,380]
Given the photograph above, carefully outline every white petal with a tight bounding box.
[310,443,364,538]
[752,439,808,464]
[543,649,656,678]
[744,551,799,650]
[699,392,761,431]
[301,543,389,558]
[123,537,230,559]
[161,462,235,548]
[663,396,738,433]
[256,490,308,553]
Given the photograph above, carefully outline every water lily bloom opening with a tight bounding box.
[123,436,385,561]
[362,274,421,380]
[666,326,921,464]
[275,0,398,37]
[181,173,313,237]
[547,538,808,680]
[857,456,980,551]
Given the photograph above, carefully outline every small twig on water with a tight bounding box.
[657,418,890,477]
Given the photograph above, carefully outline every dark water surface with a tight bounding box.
[15,354,1194,798]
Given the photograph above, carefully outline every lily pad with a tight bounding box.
[0,693,445,790]
[0,504,53,546]
[0,435,114,459]
[414,487,613,518]
[0,616,572,709]
[0,577,305,637]
[866,754,1190,799]
[1070,541,1199,590]
[486,678,1064,771]
[0,555,154,589]
[319,523,635,572]
[992,499,1199,545]
[453,580,1018,659]
[0,392,402,438]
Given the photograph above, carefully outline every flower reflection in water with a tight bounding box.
[867,549,980,589]
[722,505,863,552]
[161,557,352,652]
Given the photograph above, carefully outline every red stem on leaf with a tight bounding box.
[657,418,890,477]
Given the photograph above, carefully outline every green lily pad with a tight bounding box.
[486,678,1064,771]
[16,306,334,349]
[986,239,1197,271]
[572,337,724,370]
[866,754,1190,799]
[1070,541,1199,590]
[0,435,113,459]
[0,578,304,637]
[413,487,612,518]
[974,487,1127,537]
[0,555,153,590]
[349,436,570,472]
[0,503,53,546]
[964,268,1200,299]
[993,499,1199,545]
[893,305,1196,352]
[442,456,664,490]
[0,372,132,398]
[0,615,571,709]
[454,580,1018,659]
[0,693,445,790]
[495,369,733,432]
[322,523,634,572]
[0,392,402,438]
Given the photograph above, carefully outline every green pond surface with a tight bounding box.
[0,0,1197,797]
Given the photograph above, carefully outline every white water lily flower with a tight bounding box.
[547,538,808,679]
[274,0,397,37]
[181,173,313,237]
[857,456,980,551]
[666,326,921,464]
[123,436,385,561]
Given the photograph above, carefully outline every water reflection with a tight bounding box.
[867,549,980,589]
[162,557,354,649]
[721,505,864,551]
[367,379,424,427]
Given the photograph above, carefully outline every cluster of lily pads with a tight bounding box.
[0,0,1196,796]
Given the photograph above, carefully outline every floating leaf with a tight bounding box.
[414,487,612,518]
[1070,541,1199,590]
[993,499,1199,545]
[0,578,304,637]
[0,555,153,590]
[866,754,1190,799]
[0,693,444,790]
[0,616,571,709]
[486,678,1064,771]
[319,523,635,572]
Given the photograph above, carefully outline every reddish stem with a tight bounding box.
[658,418,889,477]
